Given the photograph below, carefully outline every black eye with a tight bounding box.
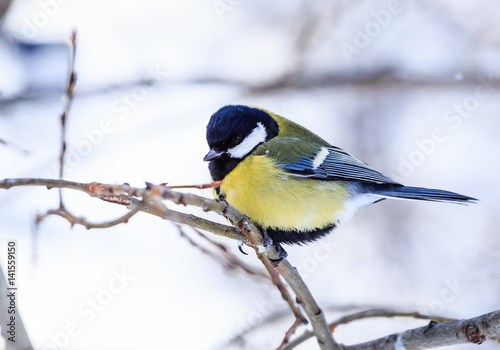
[233,136,242,145]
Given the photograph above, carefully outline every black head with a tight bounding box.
[204,105,279,161]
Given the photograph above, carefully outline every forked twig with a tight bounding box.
[36,201,144,229]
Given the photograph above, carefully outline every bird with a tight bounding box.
[204,105,476,249]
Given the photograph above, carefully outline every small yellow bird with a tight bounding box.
[204,105,476,249]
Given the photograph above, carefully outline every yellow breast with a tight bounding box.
[219,155,349,231]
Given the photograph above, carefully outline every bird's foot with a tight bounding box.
[269,242,288,266]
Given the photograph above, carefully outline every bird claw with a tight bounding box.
[237,241,248,255]
[269,242,288,266]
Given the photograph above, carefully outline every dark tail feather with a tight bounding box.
[369,185,477,204]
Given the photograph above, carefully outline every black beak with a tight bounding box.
[203,149,223,161]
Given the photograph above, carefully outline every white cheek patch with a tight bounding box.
[312,147,329,169]
[228,122,267,158]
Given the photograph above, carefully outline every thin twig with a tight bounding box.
[226,310,292,347]
[330,309,456,329]
[36,201,144,229]
[176,224,269,280]
[163,181,223,189]
[277,317,304,350]
[58,30,77,205]
[191,227,269,280]
[174,224,242,271]
[0,137,31,154]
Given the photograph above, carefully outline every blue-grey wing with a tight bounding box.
[276,144,399,185]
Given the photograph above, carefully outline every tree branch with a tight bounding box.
[277,260,338,350]
[0,178,245,241]
[0,177,337,349]
[343,309,500,350]
[284,309,457,350]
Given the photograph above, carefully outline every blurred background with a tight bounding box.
[0,0,499,349]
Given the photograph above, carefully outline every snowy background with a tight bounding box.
[0,0,499,349]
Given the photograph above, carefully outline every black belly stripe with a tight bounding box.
[257,223,337,245]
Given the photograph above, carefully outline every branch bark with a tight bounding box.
[277,260,338,350]
[343,309,500,350]
[284,309,456,350]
